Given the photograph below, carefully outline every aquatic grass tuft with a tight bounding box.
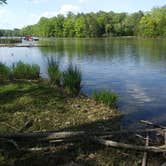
[0,62,11,81]
[92,90,118,108]
[47,57,61,86]
[11,61,40,80]
[63,64,82,95]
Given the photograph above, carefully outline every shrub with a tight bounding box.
[92,90,118,108]
[0,63,11,81]
[11,61,40,80]
[63,64,82,95]
[47,57,61,86]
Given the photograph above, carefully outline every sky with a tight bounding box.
[0,0,165,29]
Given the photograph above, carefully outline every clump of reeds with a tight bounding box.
[0,62,11,81]
[62,64,82,95]
[47,57,61,86]
[92,90,118,108]
[11,61,40,80]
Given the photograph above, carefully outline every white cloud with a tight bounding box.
[27,0,51,4]
[0,9,9,18]
[27,0,40,4]
[40,11,57,18]
[35,4,80,20]
[79,0,85,3]
[59,5,80,14]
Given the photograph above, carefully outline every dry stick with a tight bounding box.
[140,120,166,129]
[93,137,166,153]
[141,133,149,166]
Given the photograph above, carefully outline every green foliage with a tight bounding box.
[0,62,11,80]
[1,6,166,38]
[11,61,40,80]
[92,90,118,108]
[63,64,82,95]
[47,57,61,86]
[138,6,166,37]
[0,0,7,5]
[13,11,145,38]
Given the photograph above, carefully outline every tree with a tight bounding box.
[138,6,166,37]
[0,0,7,4]
[75,15,87,37]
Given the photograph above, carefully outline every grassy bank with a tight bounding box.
[0,80,122,165]
[0,81,164,166]
[0,80,119,133]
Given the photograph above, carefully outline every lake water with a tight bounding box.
[0,38,166,128]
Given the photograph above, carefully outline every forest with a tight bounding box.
[0,5,166,38]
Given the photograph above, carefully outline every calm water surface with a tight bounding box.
[0,38,166,128]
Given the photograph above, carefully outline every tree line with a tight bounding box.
[1,5,166,38]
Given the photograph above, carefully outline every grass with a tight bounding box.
[92,90,118,108]
[0,82,119,166]
[1,61,81,96]
[47,57,61,86]
[0,62,11,81]
[11,61,40,80]
[0,62,40,81]
[0,81,163,166]
[0,81,119,133]
[63,64,82,95]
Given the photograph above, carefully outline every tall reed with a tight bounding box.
[63,64,82,95]
[0,62,11,80]
[47,57,61,86]
[11,61,40,80]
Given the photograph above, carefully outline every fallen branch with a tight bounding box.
[141,133,149,166]
[93,137,166,153]
[140,120,166,129]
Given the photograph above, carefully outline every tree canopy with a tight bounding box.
[0,0,7,4]
[0,5,166,38]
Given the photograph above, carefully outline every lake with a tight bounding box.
[0,37,166,128]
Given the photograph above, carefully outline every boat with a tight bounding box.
[24,35,39,41]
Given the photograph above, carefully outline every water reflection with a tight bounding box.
[0,38,166,128]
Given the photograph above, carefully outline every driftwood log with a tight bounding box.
[93,137,166,153]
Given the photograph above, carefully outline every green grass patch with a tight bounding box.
[0,62,40,81]
[0,62,11,81]
[47,57,61,86]
[11,61,40,80]
[63,64,82,95]
[92,90,118,108]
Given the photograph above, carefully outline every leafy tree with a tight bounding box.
[75,15,87,37]
[138,6,166,37]
[0,0,7,5]
[63,13,76,37]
